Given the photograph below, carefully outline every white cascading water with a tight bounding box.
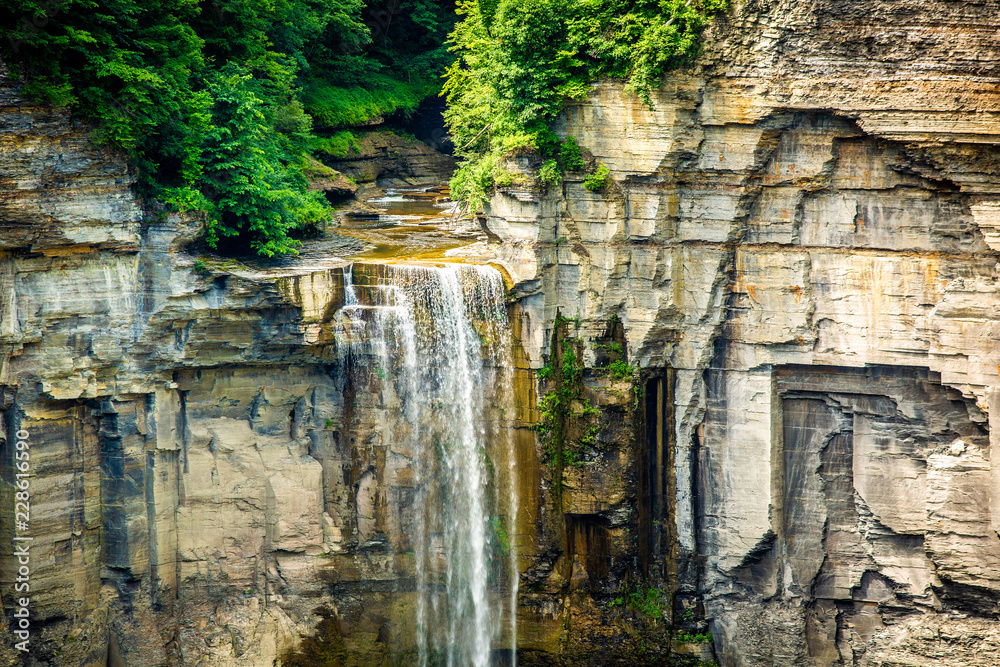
[335,262,517,667]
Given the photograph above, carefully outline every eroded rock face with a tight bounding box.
[319,130,456,188]
[485,0,1000,664]
[5,0,1000,664]
[0,72,491,665]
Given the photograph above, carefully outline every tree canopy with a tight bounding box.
[443,0,728,208]
[1,0,457,255]
[1,0,726,253]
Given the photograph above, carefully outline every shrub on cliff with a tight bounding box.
[0,0,456,256]
[443,0,728,208]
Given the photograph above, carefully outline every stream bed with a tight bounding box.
[338,183,481,261]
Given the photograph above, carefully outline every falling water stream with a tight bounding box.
[334,261,517,666]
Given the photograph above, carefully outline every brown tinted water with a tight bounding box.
[339,183,476,261]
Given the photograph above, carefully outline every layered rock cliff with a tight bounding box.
[486,0,1000,664]
[3,0,1000,665]
[0,83,465,665]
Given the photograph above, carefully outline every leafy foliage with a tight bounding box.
[559,135,585,171]
[610,584,669,620]
[311,130,363,159]
[583,162,611,191]
[304,75,435,129]
[1,0,457,256]
[444,0,727,207]
[607,358,635,381]
[538,158,561,189]
[534,313,607,492]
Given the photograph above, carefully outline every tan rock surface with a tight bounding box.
[485,0,1000,663]
[4,0,1000,664]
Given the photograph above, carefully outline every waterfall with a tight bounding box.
[334,262,517,666]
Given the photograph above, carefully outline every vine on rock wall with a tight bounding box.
[535,313,592,507]
[534,312,641,503]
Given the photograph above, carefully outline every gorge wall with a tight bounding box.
[3,0,1000,665]
[0,84,482,665]
[484,0,1000,664]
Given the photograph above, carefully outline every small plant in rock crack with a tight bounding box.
[583,163,611,191]
[609,584,669,621]
[595,341,624,356]
[538,158,562,189]
[559,136,585,172]
[607,359,636,381]
[630,586,668,620]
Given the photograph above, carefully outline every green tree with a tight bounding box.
[443,0,728,208]
[0,0,456,256]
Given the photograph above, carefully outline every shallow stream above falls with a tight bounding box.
[337,182,483,262]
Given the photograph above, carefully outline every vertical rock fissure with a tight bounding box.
[98,401,128,572]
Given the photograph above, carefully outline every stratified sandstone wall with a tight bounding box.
[487,0,1000,664]
[0,78,475,666]
[320,129,456,187]
[5,0,1000,664]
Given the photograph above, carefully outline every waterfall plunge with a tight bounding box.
[335,262,517,666]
